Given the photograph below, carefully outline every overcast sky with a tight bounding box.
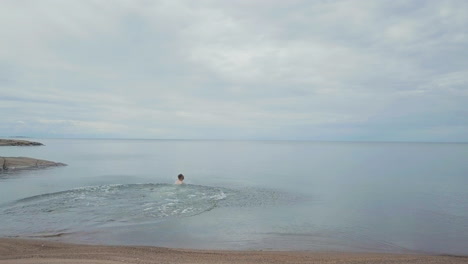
[1,0,467,141]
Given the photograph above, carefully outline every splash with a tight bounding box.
[0,183,293,236]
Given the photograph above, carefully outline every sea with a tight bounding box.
[0,139,467,255]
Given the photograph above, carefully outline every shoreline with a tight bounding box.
[1,238,466,264]
[0,139,43,146]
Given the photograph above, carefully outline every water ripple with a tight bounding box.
[0,183,295,236]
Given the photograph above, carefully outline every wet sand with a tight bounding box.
[0,238,466,264]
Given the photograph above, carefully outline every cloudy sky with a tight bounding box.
[1,0,467,141]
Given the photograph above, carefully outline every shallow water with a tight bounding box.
[1,183,296,235]
[0,139,467,255]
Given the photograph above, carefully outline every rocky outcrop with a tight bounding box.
[0,157,66,172]
[0,139,44,146]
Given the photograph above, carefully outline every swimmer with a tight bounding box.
[175,173,185,185]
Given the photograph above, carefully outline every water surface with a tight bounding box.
[1,139,467,255]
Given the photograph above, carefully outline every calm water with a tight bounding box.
[0,139,467,255]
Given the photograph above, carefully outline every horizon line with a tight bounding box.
[2,136,467,144]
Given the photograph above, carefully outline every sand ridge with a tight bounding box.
[0,238,467,264]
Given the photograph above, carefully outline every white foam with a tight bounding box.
[2,183,286,234]
[210,191,227,200]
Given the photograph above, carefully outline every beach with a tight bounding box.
[1,238,467,264]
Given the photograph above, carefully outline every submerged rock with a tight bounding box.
[0,139,44,146]
[0,157,66,172]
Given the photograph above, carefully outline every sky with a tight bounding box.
[0,0,467,141]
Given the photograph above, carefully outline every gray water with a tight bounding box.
[0,139,467,255]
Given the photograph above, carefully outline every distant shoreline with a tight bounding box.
[5,137,468,144]
[0,157,66,172]
[0,139,43,146]
[0,139,66,172]
[1,238,466,264]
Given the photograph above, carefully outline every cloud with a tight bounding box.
[0,0,467,141]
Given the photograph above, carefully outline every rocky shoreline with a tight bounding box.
[0,139,66,172]
[0,139,44,146]
[0,157,66,172]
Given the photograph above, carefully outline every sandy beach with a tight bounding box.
[0,238,466,264]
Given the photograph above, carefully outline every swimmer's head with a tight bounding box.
[178,174,184,181]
